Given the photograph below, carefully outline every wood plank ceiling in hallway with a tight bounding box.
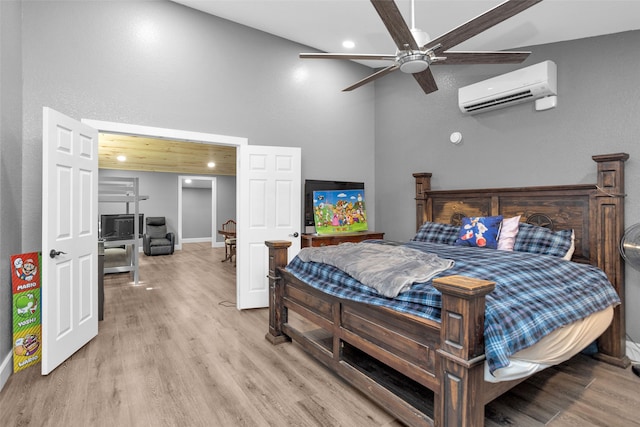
[99,133,237,176]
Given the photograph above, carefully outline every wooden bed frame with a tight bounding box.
[265,153,629,427]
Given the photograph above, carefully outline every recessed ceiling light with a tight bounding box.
[207,162,215,168]
[185,179,192,184]
[342,40,355,49]
[117,155,126,162]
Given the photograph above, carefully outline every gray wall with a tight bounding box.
[216,176,236,243]
[99,169,180,242]
[0,0,23,386]
[374,31,640,343]
[21,0,376,253]
[182,187,212,239]
[99,169,236,244]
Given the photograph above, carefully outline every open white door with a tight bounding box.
[41,107,99,374]
[237,145,301,309]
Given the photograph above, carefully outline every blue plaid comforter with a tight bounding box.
[285,240,620,373]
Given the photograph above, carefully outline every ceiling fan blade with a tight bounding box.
[434,50,531,65]
[412,69,438,94]
[425,0,542,51]
[343,65,399,92]
[300,53,397,61]
[371,0,418,51]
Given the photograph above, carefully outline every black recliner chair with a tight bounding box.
[143,217,175,256]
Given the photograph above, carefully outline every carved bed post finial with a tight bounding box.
[433,275,496,427]
[265,240,292,345]
[414,173,432,230]
[591,153,630,368]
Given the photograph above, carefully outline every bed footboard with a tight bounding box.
[265,241,496,427]
[433,275,495,427]
[265,240,293,346]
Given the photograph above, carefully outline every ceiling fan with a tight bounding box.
[300,0,543,94]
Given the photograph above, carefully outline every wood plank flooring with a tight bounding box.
[0,242,639,426]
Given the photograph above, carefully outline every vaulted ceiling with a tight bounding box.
[173,0,640,69]
[100,1,640,175]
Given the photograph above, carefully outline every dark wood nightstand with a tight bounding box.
[301,231,385,248]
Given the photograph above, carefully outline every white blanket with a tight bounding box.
[297,242,454,298]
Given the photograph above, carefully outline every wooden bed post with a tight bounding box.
[591,153,630,368]
[265,240,292,345]
[433,275,496,427]
[414,172,433,229]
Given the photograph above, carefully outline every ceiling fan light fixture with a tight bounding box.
[410,28,430,47]
[398,52,430,74]
[299,0,541,94]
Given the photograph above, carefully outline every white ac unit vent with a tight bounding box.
[458,60,557,114]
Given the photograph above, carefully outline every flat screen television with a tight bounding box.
[99,214,144,241]
[304,179,364,228]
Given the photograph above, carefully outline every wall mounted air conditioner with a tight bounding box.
[458,60,557,114]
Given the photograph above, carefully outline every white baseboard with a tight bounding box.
[181,237,212,244]
[627,340,640,363]
[0,350,12,392]
[180,238,224,248]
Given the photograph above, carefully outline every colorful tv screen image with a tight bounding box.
[312,189,368,235]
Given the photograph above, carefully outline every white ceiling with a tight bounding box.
[173,0,640,68]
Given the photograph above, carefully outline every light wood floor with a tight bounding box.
[1,242,639,426]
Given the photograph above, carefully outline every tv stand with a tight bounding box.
[301,231,384,248]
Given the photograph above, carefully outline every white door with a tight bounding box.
[41,107,99,374]
[237,145,301,309]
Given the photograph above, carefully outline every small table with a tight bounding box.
[218,229,236,262]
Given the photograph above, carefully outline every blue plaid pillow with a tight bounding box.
[454,216,503,249]
[412,221,459,245]
[513,223,573,258]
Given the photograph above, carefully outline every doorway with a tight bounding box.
[83,119,246,242]
[82,118,301,310]
[178,176,217,249]
[84,119,246,281]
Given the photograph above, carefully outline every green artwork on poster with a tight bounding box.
[313,189,368,234]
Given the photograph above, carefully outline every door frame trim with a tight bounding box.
[178,175,217,249]
[82,119,247,147]
[82,119,247,251]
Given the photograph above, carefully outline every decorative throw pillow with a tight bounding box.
[497,215,521,251]
[454,216,503,249]
[562,230,576,261]
[513,223,574,258]
[412,221,459,245]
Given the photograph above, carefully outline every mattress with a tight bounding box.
[484,305,613,382]
[286,240,620,374]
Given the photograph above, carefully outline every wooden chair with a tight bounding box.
[220,219,236,265]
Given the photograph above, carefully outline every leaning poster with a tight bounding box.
[312,189,368,235]
[11,252,42,372]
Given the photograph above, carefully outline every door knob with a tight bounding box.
[49,249,67,259]
[289,232,299,238]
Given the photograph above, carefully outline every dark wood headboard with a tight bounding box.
[413,153,630,368]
